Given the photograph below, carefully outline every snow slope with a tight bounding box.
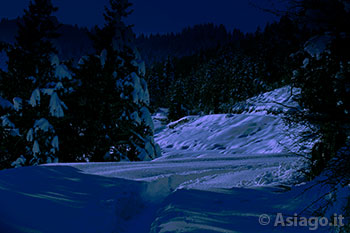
[156,114,307,157]
[231,85,300,115]
[0,166,156,233]
[0,86,336,233]
[0,166,342,233]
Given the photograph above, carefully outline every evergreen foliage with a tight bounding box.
[69,0,160,162]
[145,16,306,120]
[289,0,350,178]
[0,0,72,166]
[0,0,160,168]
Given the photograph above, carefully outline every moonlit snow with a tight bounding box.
[0,86,344,232]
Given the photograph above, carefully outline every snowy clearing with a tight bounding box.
[0,86,340,233]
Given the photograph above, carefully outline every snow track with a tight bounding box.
[66,153,300,190]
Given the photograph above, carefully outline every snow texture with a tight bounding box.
[231,85,301,115]
[1,116,15,129]
[55,64,72,80]
[0,165,345,232]
[34,118,53,133]
[32,140,40,155]
[49,92,67,118]
[10,155,26,168]
[29,88,41,107]
[52,55,72,80]
[13,97,22,111]
[0,96,13,109]
[1,115,19,136]
[26,128,33,142]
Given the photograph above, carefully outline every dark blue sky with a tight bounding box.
[0,0,279,34]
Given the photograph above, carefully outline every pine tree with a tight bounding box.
[0,0,71,167]
[71,0,160,162]
[287,0,350,176]
[286,1,350,225]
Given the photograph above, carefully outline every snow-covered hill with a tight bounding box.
[156,86,313,157]
[1,86,339,233]
[231,85,300,115]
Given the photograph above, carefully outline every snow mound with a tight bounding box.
[0,166,156,233]
[0,165,346,233]
[231,85,300,115]
[150,184,342,233]
[155,86,314,158]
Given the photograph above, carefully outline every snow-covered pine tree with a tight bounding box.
[288,0,350,177]
[0,0,71,167]
[71,0,160,162]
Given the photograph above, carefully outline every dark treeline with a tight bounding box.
[135,23,240,65]
[0,18,93,65]
[146,16,309,120]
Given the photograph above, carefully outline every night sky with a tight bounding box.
[0,0,279,34]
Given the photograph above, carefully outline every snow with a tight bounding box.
[0,86,344,232]
[140,106,154,132]
[232,85,301,115]
[55,64,72,80]
[49,92,67,118]
[34,118,53,133]
[0,96,13,109]
[149,182,348,233]
[1,115,15,129]
[302,58,310,68]
[152,108,169,133]
[52,55,72,80]
[65,153,301,190]
[130,72,143,104]
[51,136,59,151]
[156,114,312,157]
[32,140,40,155]
[10,156,26,168]
[26,128,33,142]
[29,88,41,107]
[1,115,19,136]
[0,165,345,232]
[133,48,146,76]
[41,88,54,96]
[0,166,155,233]
[13,97,22,111]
